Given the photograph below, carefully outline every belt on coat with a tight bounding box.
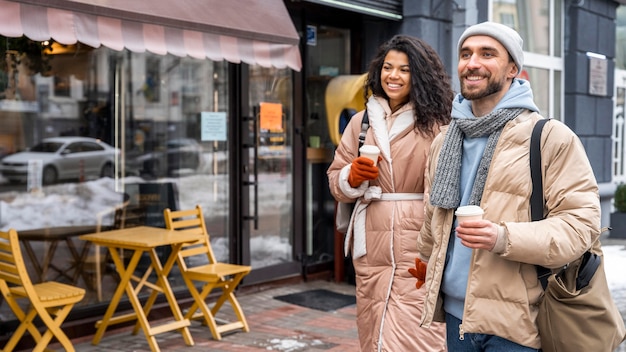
[377,193,424,201]
[346,192,424,259]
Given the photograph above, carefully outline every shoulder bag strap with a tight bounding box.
[530,118,549,221]
[531,118,551,289]
[357,110,369,155]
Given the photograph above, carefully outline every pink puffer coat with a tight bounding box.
[327,96,447,352]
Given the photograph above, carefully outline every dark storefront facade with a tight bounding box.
[1,0,624,346]
[0,0,310,344]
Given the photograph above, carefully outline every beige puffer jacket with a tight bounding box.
[417,111,601,349]
[328,96,446,352]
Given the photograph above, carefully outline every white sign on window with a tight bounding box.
[201,112,227,141]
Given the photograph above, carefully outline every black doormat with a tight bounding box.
[274,289,356,312]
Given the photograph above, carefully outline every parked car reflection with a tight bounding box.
[0,136,119,184]
[126,138,203,178]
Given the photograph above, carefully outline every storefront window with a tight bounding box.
[617,6,626,70]
[492,0,561,57]
[491,0,563,120]
[615,7,626,184]
[0,37,230,318]
[523,67,550,115]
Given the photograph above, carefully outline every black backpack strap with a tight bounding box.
[530,118,549,222]
[530,118,551,289]
[531,118,600,290]
[357,110,369,155]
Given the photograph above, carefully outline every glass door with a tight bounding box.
[304,25,351,273]
[240,65,300,281]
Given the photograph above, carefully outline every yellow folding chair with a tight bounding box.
[0,228,85,352]
[163,205,251,340]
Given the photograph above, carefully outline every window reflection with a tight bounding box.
[617,6,626,70]
[492,0,563,119]
[524,67,550,115]
[248,66,294,268]
[0,36,230,314]
[492,0,559,57]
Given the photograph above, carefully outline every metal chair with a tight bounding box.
[163,205,251,340]
[0,228,85,352]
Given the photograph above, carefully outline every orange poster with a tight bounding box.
[260,102,283,131]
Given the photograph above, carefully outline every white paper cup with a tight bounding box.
[359,145,380,166]
[455,205,484,223]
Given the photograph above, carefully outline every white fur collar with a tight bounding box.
[366,96,414,163]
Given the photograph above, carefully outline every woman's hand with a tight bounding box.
[347,156,379,187]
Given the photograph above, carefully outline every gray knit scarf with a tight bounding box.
[429,108,524,209]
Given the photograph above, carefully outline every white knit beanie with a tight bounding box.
[457,21,524,75]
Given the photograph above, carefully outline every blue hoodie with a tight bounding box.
[442,79,539,320]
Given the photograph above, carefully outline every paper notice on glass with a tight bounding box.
[201,112,227,141]
[260,102,283,131]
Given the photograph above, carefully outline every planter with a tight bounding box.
[609,212,626,238]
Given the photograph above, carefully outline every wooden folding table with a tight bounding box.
[79,226,203,352]
[18,225,107,285]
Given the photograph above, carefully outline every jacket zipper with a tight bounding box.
[459,225,477,343]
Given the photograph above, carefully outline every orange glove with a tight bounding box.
[408,258,427,289]
[348,156,379,188]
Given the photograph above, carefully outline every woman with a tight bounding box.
[327,35,454,351]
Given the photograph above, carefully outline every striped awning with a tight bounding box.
[0,0,302,71]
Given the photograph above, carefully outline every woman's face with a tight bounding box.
[381,49,411,110]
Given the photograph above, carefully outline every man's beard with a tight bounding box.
[460,73,504,100]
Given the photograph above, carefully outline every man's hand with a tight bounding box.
[408,258,427,289]
[348,156,379,187]
[455,219,499,251]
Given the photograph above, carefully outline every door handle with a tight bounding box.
[242,106,259,229]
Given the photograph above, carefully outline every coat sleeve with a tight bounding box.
[417,130,446,262]
[500,120,601,268]
[327,110,369,203]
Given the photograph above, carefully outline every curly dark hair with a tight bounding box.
[364,35,453,137]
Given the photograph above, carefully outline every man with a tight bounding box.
[414,21,601,351]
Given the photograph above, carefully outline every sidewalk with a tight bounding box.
[68,280,360,352]
[57,238,626,351]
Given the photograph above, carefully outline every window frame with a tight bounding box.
[490,0,563,120]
